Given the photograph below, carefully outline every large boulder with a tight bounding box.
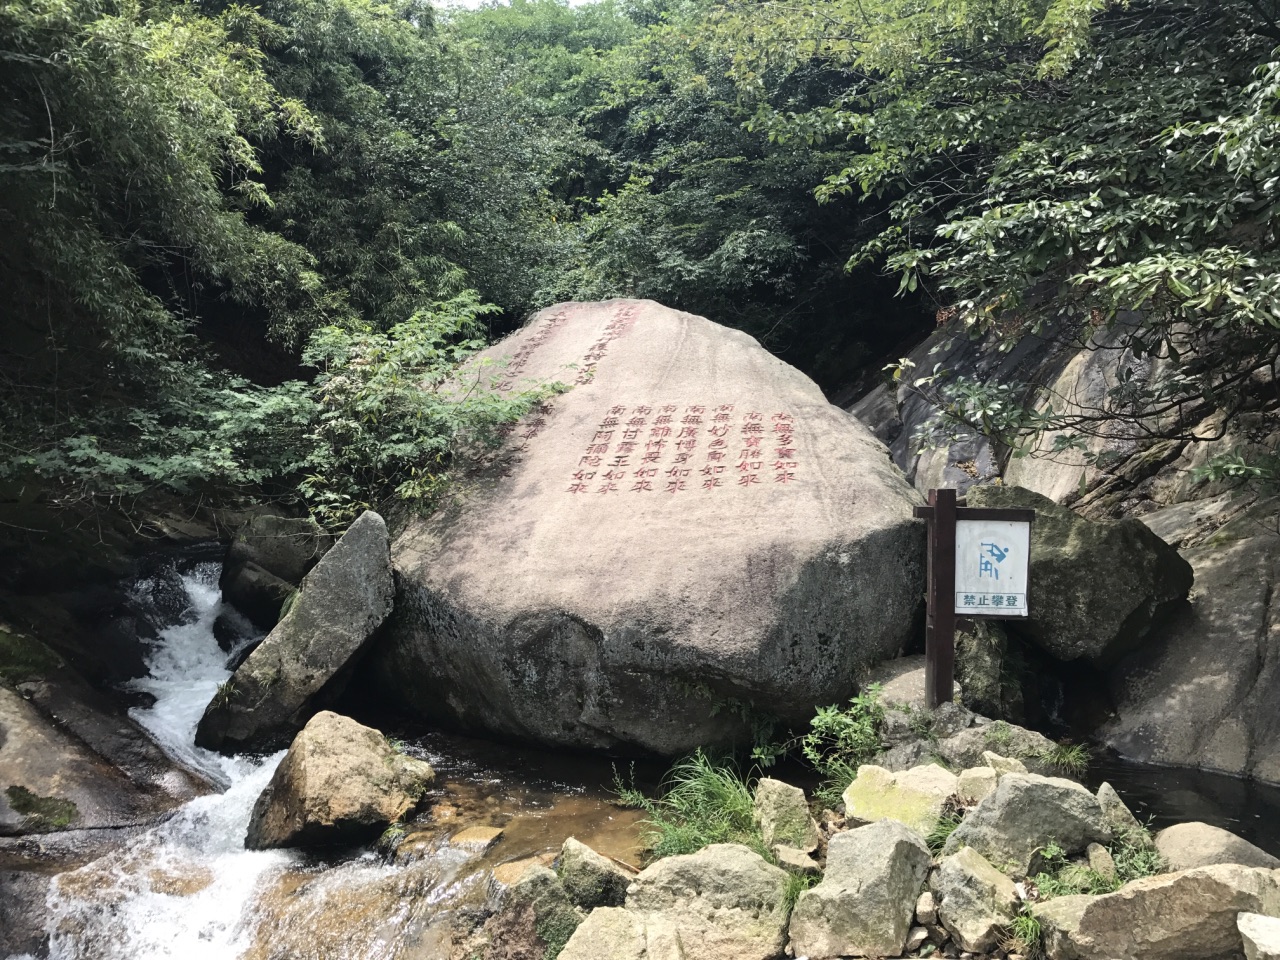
[1032,864,1280,960]
[964,485,1192,665]
[943,772,1111,878]
[1155,822,1280,872]
[841,763,959,835]
[559,843,790,960]
[371,300,925,754]
[557,836,635,908]
[224,514,333,587]
[932,846,1020,953]
[244,711,433,849]
[196,511,393,753]
[788,819,932,959]
[1103,500,1280,780]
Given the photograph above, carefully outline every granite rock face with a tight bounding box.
[374,299,926,754]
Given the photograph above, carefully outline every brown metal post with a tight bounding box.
[925,488,957,707]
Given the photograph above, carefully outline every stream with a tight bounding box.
[7,556,644,960]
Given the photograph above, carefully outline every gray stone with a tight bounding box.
[486,866,586,960]
[957,620,1024,722]
[1155,821,1280,872]
[957,766,998,804]
[244,711,433,849]
[372,300,927,755]
[943,773,1111,878]
[1085,842,1117,881]
[560,844,790,960]
[932,846,1020,953]
[915,890,938,925]
[934,722,1059,775]
[773,844,820,876]
[196,510,393,753]
[219,560,295,630]
[1034,864,1280,960]
[558,836,634,908]
[1096,782,1149,844]
[1240,911,1280,960]
[788,819,932,959]
[983,751,1029,776]
[1102,500,1280,781]
[842,763,959,836]
[965,485,1193,665]
[224,514,333,586]
[753,777,820,852]
[905,925,930,952]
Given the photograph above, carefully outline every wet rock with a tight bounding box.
[965,485,1193,665]
[223,514,333,587]
[842,763,960,835]
[753,777,820,852]
[451,826,505,855]
[1154,821,1279,872]
[1033,864,1280,960]
[957,766,998,804]
[561,843,790,960]
[1240,912,1280,960]
[557,836,634,908]
[483,866,585,960]
[789,819,932,960]
[943,773,1111,878]
[373,300,926,754]
[932,846,1020,953]
[218,561,294,631]
[1103,500,1280,781]
[196,511,393,754]
[244,711,433,849]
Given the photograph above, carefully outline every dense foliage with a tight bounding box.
[4,0,1278,521]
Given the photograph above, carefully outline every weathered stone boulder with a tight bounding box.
[480,866,586,960]
[1103,501,1280,781]
[224,514,333,586]
[964,485,1192,665]
[957,766,998,804]
[842,763,959,835]
[1033,864,1280,960]
[943,772,1111,877]
[932,846,1020,952]
[559,843,790,960]
[1096,782,1149,843]
[244,711,432,849]
[196,511,393,753]
[789,819,932,959]
[1240,912,1280,960]
[753,777,820,852]
[557,836,635,908]
[219,561,295,631]
[370,300,925,754]
[933,721,1059,775]
[1155,822,1280,872]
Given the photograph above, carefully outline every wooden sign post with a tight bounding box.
[913,489,1035,709]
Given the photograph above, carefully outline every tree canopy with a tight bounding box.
[3,0,1277,522]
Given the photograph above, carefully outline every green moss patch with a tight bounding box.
[0,625,66,685]
[6,784,79,830]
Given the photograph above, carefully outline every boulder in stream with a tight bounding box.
[371,299,926,755]
[1154,821,1280,872]
[244,710,433,849]
[196,510,393,754]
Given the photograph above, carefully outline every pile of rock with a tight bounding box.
[504,760,1280,960]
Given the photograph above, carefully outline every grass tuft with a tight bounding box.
[1038,741,1090,776]
[1001,908,1043,958]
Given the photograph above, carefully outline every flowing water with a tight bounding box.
[8,556,644,960]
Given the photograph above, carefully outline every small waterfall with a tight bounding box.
[39,560,294,960]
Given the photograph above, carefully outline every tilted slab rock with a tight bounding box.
[943,772,1111,878]
[842,763,959,835]
[932,846,1020,953]
[753,777,820,852]
[965,485,1192,665]
[196,511,393,753]
[1155,821,1280,872]
[1096,782,1150,844]
[1033,864,1280,960]
[559,843,790,960]
[370,300,925,753]
[789,819,932,960]
[244,711,433,849]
